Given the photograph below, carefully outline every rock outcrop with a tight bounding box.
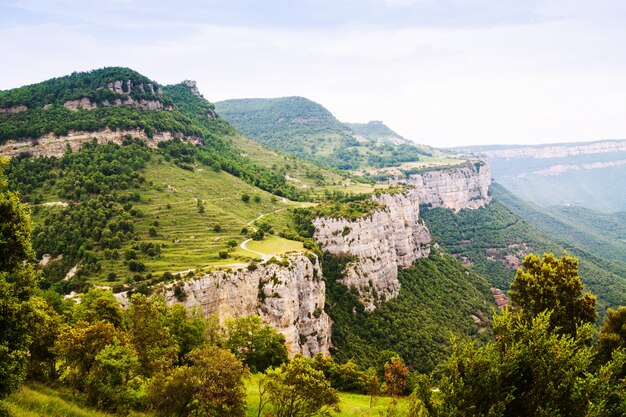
[62,97,170,111]
[474,140,626,159]
[159,254,331,357]
[0,128,202,158]
[313,189,431,310]
[0,105,28,115]
[407,162,492,211]
[182,80,203,97]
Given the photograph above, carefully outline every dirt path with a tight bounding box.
[239,238,271,261]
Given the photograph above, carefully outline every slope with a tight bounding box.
[421,191,626,317]
[492,182,626,263]
[214,96,436,171]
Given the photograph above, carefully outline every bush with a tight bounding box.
[127,260,146,272]
[219,251,229,259]
[241,194,250,203]
[148,346,248,417]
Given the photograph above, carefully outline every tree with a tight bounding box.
[126,294,178,377]
[164,304,208,361]
[383,356,409,398]
[54,320,124,389]
[0,157,38,398]
[74,288,124,327]
[260,356,339,417]
[27,296,62,381]
[509,252,596,336]
[596,306,626,366]
[225,315,288,373]
[148,346,248,417]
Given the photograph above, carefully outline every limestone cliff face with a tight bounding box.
[63,97,169,111]
[0,128,202,158]
[475,140,626,159]
[159,254,331,357]
[313,190,431,310]
[407,162,492,211]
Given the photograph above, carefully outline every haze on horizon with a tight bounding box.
[1,0,625,148]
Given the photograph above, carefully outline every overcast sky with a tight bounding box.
[1,0,625,147]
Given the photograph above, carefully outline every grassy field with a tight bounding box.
[7,378,409,417]
[89,158,314,284]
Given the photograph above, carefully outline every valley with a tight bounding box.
[2,67,626,417]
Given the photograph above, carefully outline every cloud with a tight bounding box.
[1,1,625,147]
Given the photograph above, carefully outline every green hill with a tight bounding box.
[491,182,626,263]
[421,189,626,318]
[214,96,434,171]
[345,120,408,144]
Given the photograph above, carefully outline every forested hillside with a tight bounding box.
[422,192,626,317]
[215,96,432,170]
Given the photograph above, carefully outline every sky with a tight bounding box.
[1,0,625,148]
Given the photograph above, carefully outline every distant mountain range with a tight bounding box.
[454,140,626,212]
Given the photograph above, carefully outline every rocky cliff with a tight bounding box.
[312,162,492,310]
[0,128,202,158]
[158,254,331,357]
[473,140,626,159]
[407,162,492,211]
[313,190,431,310]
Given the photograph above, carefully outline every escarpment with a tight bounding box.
[0,129,202,158]
[160,254,331,357]
[312,162,492,310]
[407,162,492,211]
[313,190,431,311]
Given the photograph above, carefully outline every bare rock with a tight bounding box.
[156,254,331,357]
[490,288,509,309]
[0,105,28,115]
[313,189,431,311]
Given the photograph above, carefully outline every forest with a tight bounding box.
[2,157,626,417]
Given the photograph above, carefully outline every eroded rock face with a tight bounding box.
[0,128,202,158]
[407,163,492,211]
[0,105,28,115]
[183,80,203,97]
[63,97,169,111]
[159,254,331,357]
[313,190,431,310]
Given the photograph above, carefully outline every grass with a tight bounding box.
[93,158,308,284]
[245,235,304,255]
[245,374,409,417]
[7,378,409,417]
[6,384,151,417]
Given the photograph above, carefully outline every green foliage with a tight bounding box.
[421,202,626,316]
[324,250,494,373]
[27,296,62,382]
[0,158,38,398]
[125,294,178,377]
[0,67,166,109]
[215,97,426,170]
[164,304,209,361]
[73,289,124,328]
[597,306,626,366]
[417,309,626,417]
[509,252,597,336]
[148,345,248,417]
[492,183,626,263]
[310,354,372,394]
[225,315,288,373]
[259,356,340,417]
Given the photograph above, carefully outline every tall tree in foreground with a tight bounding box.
[509,252,596,336]
[0,157,38,399]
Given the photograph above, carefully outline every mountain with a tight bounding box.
[1,67,499,368]
[491,183,626,263]
[454,140,626,212]
[214,96,438,172]
[421,186,626,317]
[345,120,409,145]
